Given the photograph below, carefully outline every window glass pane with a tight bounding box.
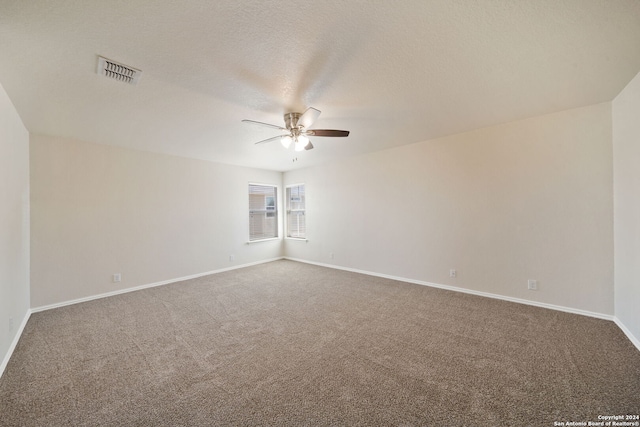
[249,184,278,240]
[286,184,305,238]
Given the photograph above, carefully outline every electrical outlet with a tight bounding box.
[329,252,334,259]
[229,254,235,262]
[450,269,457,278]
[112,273,122,283]
[527,279,537,291]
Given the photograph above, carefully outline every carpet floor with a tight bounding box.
[1,260,639,426]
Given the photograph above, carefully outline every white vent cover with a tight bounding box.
[97,56,142,85]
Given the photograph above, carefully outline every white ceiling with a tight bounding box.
[1,1,639,172]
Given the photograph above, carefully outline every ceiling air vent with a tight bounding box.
[97,56,142,86]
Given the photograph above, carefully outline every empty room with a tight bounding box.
[1,1,639,425]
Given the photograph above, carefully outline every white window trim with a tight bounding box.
[247,237,281,244]
[285,183,306,240]
[248,182,281,242]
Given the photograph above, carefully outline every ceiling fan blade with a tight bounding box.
[304,141,314,150]
[298,107,321,129]
[306,129,350,137]
[242,119,286,131]
[254,135,287,145]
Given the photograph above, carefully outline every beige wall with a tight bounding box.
[285,103,614,315]
[613,70,640,344]
[30,135,283,308]
[0,82,30,371]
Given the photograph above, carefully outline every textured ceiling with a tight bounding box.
[1,0,640,171]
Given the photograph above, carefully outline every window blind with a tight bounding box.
[249,184,278,241]
[286,184,306,238]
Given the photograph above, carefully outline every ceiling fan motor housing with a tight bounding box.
[284,112,301,130]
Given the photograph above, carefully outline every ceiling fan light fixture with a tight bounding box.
[294,135,309,152]
[280,135,293,149]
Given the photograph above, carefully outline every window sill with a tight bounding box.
[285,237,308,242]
[247,237,280,244]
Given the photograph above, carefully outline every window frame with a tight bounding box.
[285,183,307,240]
[248,182,280,242]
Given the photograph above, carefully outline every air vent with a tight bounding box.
[97,56,142,86]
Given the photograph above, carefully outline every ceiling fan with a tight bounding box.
[242,107,349,151]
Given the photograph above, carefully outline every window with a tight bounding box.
[286,184,306,239]
[249,184,278,241]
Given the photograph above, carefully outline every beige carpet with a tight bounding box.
[1,260,639,426]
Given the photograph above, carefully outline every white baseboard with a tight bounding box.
[0,308,31,379]
[613,317,640,352]
[2,257,284,380]
[286,258,640,351]
[31,257,284,313]
[288,257,640,351]
[285,257,615,322]
[7,255,636,382]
